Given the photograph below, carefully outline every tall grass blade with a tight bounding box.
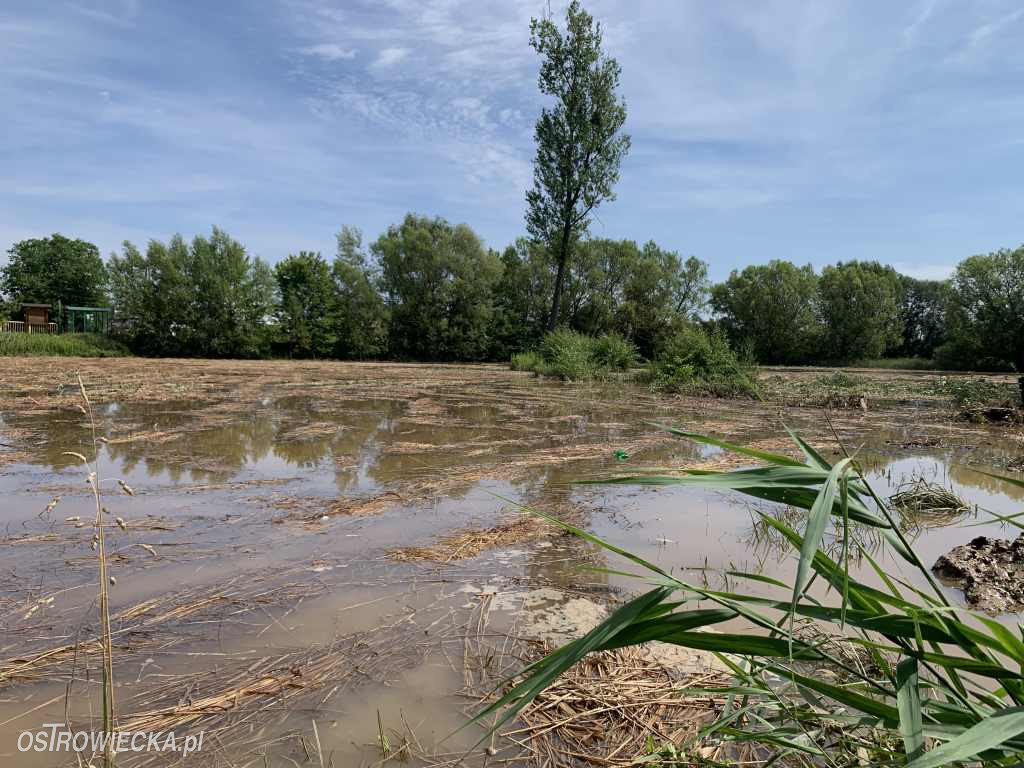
[791,459,850,624]
[897,658,925,760]
[905,707,1024,768]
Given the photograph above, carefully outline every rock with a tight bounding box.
[933,533,1024,613]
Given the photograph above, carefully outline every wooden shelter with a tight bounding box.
[0,303,57,334]
[22,304,51,326]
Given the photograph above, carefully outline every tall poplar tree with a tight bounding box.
[526,0,630,330]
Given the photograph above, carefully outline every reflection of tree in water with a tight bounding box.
[948,462,1024,501]
[743,501,889,568]
[105,414,277,482]
[14,397,402,486]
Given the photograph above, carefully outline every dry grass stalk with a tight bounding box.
[66,373,118,766]
[890,477,971,520]
[111,590,469,767]
[0,574,326,685]
[507,645,729,766]
[390,515,552,563]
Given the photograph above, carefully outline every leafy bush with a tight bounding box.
[510,330,637,381]
[934,336,1018,373]
[540,329,598,380]
[0,333,129,358]
[591,333,637,371]
[816,371,866,389]
[646,326,758,397]
[510,350,550,375]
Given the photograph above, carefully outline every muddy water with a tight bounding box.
[0,363,1021,766]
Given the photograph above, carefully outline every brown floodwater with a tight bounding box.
[0,360,1021,766]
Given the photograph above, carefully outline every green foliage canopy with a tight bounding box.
[818,260,903,362]
[332,226,389,359]
[938,246,1024,371]
[375,214,502,361]
[895,276,949,360]
[109,228,274,358]
[2,234,108,311]
[274,251,337,358]
[711,261,821,365]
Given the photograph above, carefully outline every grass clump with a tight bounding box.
[510,350,550,375]
[0,332,129,357]
[817,370,866,389]
[541,328,599,380]
[512,330,636,381]
[591,332,637,370]
[645,326,758,397]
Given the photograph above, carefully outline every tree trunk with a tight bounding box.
[548,256,567,331]
[547,227,572,331]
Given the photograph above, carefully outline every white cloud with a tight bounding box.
[299,43,356,61]
[372,46,409,69]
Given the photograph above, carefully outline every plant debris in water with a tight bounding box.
[889,477,971,525]
[389,515,553,563]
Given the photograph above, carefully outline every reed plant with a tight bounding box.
[474,425,1024,766]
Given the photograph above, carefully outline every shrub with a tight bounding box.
[510,350,550,375]
[647,326,758,397]
[0,333,129,358]
[509,330,637,381]
[816,371,865,389]
[540,329,597,381]
[591,333,637,371]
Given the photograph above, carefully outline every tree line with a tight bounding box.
[2,225,1022,372]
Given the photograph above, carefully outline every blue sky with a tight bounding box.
[3,0,1024,280]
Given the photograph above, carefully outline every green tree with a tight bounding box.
[562,238,634,335]
[375,214,502,361]
[618,244,708,358]
[818,261,903,361]
[526,0,630,330]
[109,228,272,358]
[937,247,1024,371]
[895,276,949,359]
[2,234,108,312]
[711,261,821,364]
[332,226,388,359]
[673,255,711,319]
[184,229,274,358]
[488,239,552,359]
[109,236,191,356]
[274,251,337,358]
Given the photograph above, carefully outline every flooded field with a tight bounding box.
[0,358,1021,767]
